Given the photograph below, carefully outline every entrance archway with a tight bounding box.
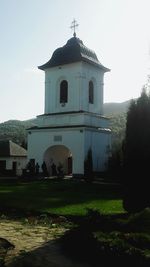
[43,145,72,176]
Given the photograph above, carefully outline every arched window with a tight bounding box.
[60,80,68,103]
[89,81,94,104]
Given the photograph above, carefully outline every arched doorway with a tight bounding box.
[43,145,72,176]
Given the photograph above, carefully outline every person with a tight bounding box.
[41,161,48,177]
[35,163,40,176]
[51,163,57,176]
[26,159,35,176]
[57,162,64,178]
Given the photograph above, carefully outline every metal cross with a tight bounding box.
[70,19,79,37]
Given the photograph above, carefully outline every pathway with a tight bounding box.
[0,219,90,267]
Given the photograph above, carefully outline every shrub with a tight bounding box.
[84,148,93,182]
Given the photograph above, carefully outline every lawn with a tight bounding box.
[0,178,124,216]
[1,178,150,267]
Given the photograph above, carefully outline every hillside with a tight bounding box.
[103,100,130,148]
[0,119,38,147]
[0,100,130,147]
[103,100,130,115]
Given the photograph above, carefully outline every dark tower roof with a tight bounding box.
[38,37,110,71]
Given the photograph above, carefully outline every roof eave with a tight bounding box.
[38,60,110,72]
[38,65,47,71]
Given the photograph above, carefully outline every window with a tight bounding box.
[60,80,68,103]
[89,81,94,104]
[54,135,62,142]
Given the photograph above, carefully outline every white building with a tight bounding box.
[0,140,27,176]
[27,33,111,177]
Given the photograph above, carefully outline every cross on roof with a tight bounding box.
[70,19,79,37]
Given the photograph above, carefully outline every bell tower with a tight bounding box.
[27,22,111,177]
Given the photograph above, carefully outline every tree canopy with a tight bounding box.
[123,87,150,212]
[123,88,150,173]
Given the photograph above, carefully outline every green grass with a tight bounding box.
[0,179,124,216]
[1,179,150,266]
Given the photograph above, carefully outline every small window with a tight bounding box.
[54,135,62,142]
[60,80,68,103]
[89,81,94,104]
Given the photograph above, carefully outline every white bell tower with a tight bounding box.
[27,21,111,177]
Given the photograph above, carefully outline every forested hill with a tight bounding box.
[0,119,38,148]
[103,100,130,115]
[0,100,131,147]
[104,100,130,148]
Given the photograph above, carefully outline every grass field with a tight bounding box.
[0,178,124,216]
[1,178,150,267]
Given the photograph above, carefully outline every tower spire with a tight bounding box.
[70,19,79,37]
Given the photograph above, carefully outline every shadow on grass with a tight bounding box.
[0,179,123,216]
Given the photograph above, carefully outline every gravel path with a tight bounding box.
[0,219,90,267]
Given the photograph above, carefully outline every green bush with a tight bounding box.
[61,209,150,267]
[125,208,150,232]
[84,148,93,182]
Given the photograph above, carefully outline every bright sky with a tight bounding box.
[0,0,150,122]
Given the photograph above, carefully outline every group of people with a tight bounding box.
[26,159,64,178]
[51,162,64,177]
[26,160,41,176]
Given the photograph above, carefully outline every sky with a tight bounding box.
[1,0,150,123]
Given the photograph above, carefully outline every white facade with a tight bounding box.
[44,62,104,115]
[0,156,27,176]
[28,126,111,176]
[27,36,111,176]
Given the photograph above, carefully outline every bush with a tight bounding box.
[61,227,148,267]
[61,209,150,266]
[123,184,150,213]
[125,208,150,232]
[84,148,93,182]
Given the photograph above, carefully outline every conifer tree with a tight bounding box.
[123,84,150,212]
[84,148,93,181]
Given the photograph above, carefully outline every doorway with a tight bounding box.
[44,145,72,176]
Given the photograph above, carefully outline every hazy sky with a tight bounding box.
[1,0,150,122]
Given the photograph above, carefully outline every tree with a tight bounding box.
[108,143,123,181]
[84,148,93,182]
[123,87,150,212]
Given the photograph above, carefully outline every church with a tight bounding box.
[27,21,111,177]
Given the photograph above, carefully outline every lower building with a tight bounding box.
[27,111,111,177]
[0,140,27,176]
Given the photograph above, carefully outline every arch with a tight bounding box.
[43,145,72,176]
[60,80,68,103]
[89,80,94,104]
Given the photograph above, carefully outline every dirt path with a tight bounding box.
[0,219,90,267]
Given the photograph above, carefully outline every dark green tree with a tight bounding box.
[123,87,150,212]
[108,143,123,181]
[84,148,93,182]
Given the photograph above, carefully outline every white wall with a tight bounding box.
[0,156,27,176]
[37,112,110,129]
[84,129,111,172]
[81,62,104,114]
[44,62,82,114]
[28,125,111,175]
[44,61,105,115]
[27,127,85,175]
